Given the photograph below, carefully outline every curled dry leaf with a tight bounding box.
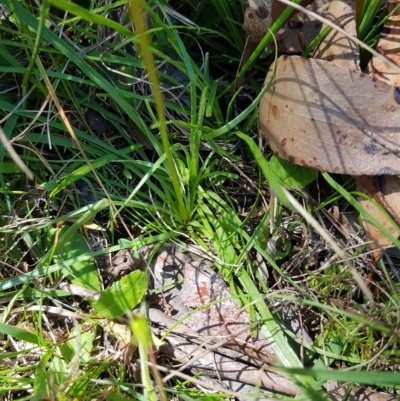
[312,0,359,68]
[238,0,322,89]
[243,0,317,46]
[356,175,400,261]
[259,55,400,176]
[146,244,285,367]
[314,0,400,261]
[304,0,400,262]
[368,0,400,86]
[276,2,325,53]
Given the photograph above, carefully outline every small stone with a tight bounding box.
[85,109,107,135]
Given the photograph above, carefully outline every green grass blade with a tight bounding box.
[0,322,42,345]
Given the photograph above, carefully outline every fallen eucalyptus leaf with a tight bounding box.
[356,1,400,261]
[238,0,322,89]
[147,243,395,399]
[306,0,396,259]
[368,0,400,86]
[259,55,400,176]
[356,175,400,262]
[313,0,359,68]
[310,0,400,263]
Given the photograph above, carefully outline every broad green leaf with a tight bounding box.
[270,154,317,188]
[53,226,100,291]
[92,270,147,318]
[313,334,346,369]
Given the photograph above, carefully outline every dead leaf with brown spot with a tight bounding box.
[274,0,327,53]
[238,0,322,90]
[312,0,400,262]
[259,55,400,175]
[148,307,300,396]
[145,243,300,395]
[313,0,359,67]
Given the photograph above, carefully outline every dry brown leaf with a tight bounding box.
[148,245,397,399]
[356,1,400,261]
[355,175,400,261]
[310,0,400,262]
[307,0,398,261]
[271,0,315,22]
[148,308,300,396]
[145,243,300,395]
[146,243,284,367]
[368,0,400,86]
[238,0,322,90]
[181,261,281,366]
[276,1,326,53]
[259,55,400,175]
[313,0,359,67]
